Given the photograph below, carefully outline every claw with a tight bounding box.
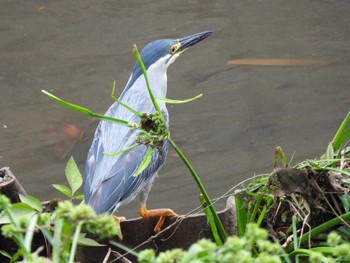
[138,204,177,233]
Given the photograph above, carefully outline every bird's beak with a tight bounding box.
[176,31,213,55]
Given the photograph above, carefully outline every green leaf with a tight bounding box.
[156,93,203,104]
[41,90,129,126]
[111,80,142,117]
[52,218,63,263]
[199,195,223,246]
[24,214,38,251]
[65,156,83,196]
[132,148,155,177]
[339,194,350,213]
[74,192,85,200]
[235,195,248,237]
[0,203,36,224]
[78,233,105,247]
[103,144,139,157]
[52,184,72,198]
[132,45,162,118]
[0,250,11,259]
[332,111,350,151]
[325,142,334,162]
[19,194,43,213]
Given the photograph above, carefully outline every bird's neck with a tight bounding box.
[147,68,168,99]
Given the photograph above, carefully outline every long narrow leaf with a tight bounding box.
[52,218,63,263]
[156,94,203,104]
[68,222,83,263]
[286,211,350,252]
[132,148,155,177]
[24,214,38,251]
[325,142,334,161]
[234,195,248,237]
[168,137,227,243]
[332,111,350,150]
[249,195,262,223]
[111,80,142,117]
[132,45,162,117]
[292,215,298,250]
[256,196,272,227]
[42,90,129,126]
[104,144,139,157]
[199,195,223,246]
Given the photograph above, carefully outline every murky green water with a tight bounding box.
[1,0,349,217]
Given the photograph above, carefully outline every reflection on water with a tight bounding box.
[0,1,349,217]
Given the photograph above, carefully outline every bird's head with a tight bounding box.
[126,31,213,91]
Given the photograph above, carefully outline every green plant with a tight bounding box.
[137,224,350,263]
[0,193,120,263]
[42,44,227,244]
[138,223,285,263]
[232,111,350,262]
[52,156,84,201]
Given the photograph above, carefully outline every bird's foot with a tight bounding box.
[138,205,177,233]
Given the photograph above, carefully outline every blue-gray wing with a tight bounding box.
[83,102,169,214]
[84,133,168,214]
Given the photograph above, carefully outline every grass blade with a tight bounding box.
[132,45,162,116]
[199,194,223,246]
[111,80,142,117]
[52,218,63,263]
[168,137,227,244]
[156,94,203,104]
[24,214,38,251]
[103,144,139,157]
[42,90,129,126]
[286,211,350,252]
[132,148,154,177]
[332,111,350,151]
[234,195,248,237]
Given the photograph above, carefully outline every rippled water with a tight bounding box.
[1,0,349,217]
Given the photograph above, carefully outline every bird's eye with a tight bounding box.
[169,45,177,55]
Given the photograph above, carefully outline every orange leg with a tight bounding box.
[113,215,126,239]
[138,203,177,233]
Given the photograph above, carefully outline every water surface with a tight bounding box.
[1,0,349,217]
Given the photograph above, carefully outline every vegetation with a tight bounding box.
[42,44,227,244]
[0,45,348,262]
[0,157,120,263]
[134,111,350,262]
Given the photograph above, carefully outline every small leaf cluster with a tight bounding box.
[135,112,168,149]
[138,223,283,263]
[138,225,350,263]
[0,194,120,263]
[55,200,121,239]
[52,156,84,201]
[0,156,121,263]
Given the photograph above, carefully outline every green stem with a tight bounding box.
[132,45,162,116]
[168,137,227,243]
[332,111,350,150]
[286,211,350,252]
[68,222,83,263]
[52,218,63,263]
[42,90,129,126]
[4,209,33,261]
[199,194,223,246]
[111,80,142,117]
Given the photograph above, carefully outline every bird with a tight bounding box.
[84,31,213,232]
